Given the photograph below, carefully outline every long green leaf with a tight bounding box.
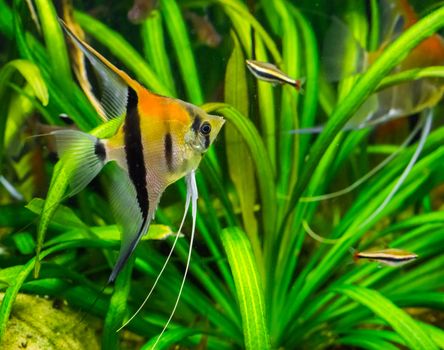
[141,10,177,96]
[220,227,270,350]
[203,103,276,239]
[418,322,444,349]
[142,329,200,350]
[217,0,281,62]
[0,59,48,175]
[275,0,301,212]
[254,39,276,169]
[0,0,13,38]
[103,257,134,350]
[224,32,261,278]
[34,0,72,84]
[378,66,444,90]
[282,5,444,229]
[161,0,203,104]
[0,60,48,107]
[334,285,438,350]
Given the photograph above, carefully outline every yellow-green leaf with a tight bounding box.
[0,59,48,106]
[220,227,270,350]
[224,32,261,271]
[334,285,438,350]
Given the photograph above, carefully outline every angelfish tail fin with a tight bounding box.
[51,130,107,197]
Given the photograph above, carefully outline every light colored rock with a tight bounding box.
[0,293,100,350]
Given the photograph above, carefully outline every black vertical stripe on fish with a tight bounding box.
[191,115,201,132]
[164,132,173,171]
[124,87,149,218]
[94,140,106,162]
[108,87,149,283]
[204,135,210,149]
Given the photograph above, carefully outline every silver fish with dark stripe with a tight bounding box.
[354,248,418,266]
[246,59,304,91]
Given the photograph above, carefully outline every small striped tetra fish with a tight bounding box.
[55,20,225,283]
[354,248,418,267]
[246,59,304,92]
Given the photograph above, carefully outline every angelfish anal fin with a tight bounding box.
[102,164,151,283]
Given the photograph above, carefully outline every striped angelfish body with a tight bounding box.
[355,248,418,266]
[107,88,197,189]
[54,20,224,283]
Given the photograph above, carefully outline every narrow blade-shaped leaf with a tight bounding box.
[220,227,270,350]
[224,32,261,274]
[334,284,438,350]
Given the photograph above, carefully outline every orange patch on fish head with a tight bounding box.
[136,86,191,124]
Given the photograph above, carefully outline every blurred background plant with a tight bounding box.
[0,0,444,349]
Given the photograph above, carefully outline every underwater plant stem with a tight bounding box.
[302,220,340,244]
[369,0,380,51]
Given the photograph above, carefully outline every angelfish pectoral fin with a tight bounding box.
[51,130,107,197]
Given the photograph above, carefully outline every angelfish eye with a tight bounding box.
[199,122,212,135]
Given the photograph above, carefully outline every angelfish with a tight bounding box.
[246,59,304,92]
[55,20,225,284]
[354,248,418,266]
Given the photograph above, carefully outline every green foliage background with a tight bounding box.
[0,0,444,349]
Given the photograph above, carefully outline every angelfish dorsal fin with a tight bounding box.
[59,19,129,121]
